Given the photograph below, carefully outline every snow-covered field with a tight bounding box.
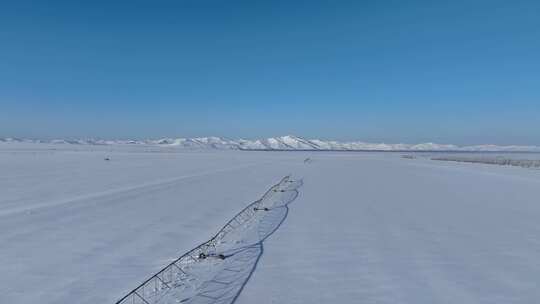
[2,143,540,303]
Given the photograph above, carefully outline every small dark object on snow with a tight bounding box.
[104,157,111,161]
[401,155,416,159]
[254,207,270,211]
[199,252,226,260]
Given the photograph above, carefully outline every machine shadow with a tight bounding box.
[183,179,303,304]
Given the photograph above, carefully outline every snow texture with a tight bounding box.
[2,144,540,304]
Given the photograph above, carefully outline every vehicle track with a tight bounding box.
[0,163,260,217]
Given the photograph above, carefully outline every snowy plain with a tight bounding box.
[1,143,540,303]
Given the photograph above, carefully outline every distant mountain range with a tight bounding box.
[1,135,539,152]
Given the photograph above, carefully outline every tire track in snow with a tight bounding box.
[0,163,261,217]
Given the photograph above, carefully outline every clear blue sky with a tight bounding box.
[1,0,539,144]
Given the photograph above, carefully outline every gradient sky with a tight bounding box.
[1,0,539,144]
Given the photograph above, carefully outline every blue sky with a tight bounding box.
[1,0,539,144]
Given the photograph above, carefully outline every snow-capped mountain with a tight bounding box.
[1,135,540,152]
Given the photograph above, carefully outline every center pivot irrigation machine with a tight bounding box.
[114,176,303,304]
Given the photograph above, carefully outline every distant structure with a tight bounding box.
[432,156,540,169]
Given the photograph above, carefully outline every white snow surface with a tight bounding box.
[2,144,540,303]
[2,135,540,152]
